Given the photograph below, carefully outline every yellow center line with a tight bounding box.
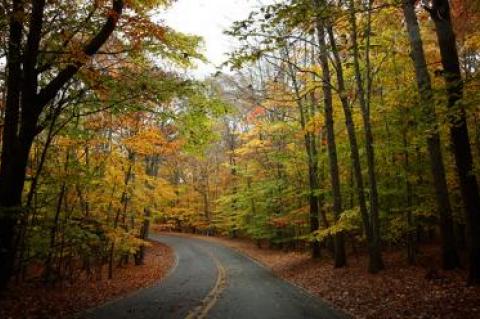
[185,250,227,319]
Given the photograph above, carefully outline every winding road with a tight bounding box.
[81,234,348,319]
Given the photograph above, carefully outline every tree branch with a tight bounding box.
[37,0,124,108]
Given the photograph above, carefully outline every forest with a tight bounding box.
[0,0,480,318]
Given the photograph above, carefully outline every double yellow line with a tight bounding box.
[185,250,227,319]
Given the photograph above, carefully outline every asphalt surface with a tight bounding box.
[81,234,348,319]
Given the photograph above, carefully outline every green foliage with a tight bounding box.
[311,208,362,242]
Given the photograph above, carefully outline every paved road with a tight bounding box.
[81,234,348,319]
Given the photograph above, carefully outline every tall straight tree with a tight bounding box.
[427,0,480,284]
[347,0,384,272]
[401,0,460,270]
[283,43,321,258]
[313,0,346,267]
[325,18,379,273]
[326,16,386,273]
[0,0,124,290]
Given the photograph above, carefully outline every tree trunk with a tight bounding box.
[429,0,480,284]
[401,0,460,270]
[403,128,416,265]
[135,155,159,265]
[44,182,67,283]
[135,209,151,266]
[0,0,25,290]
[348,0,384,273]
[326,22,379,273]
[305,118,321,258]
[314,0,346,267]
[283,44,321,258]
[0,0,124,291]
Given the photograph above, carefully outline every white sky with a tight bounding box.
[162,0,265,78]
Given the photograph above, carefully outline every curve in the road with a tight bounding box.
[80,234,349,319]
[185,248,226,319]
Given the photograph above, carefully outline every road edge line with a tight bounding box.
[160,232,352,319]
[77,238,178,318]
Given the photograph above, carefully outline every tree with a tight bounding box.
[427,0,480,284]
[347,0,384,273]
[0,0,125,290]
[401,0,460,270]
[313,0,346,267]
[0,0,204,290]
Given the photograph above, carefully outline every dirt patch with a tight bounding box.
[172,232,480,319]
[0,241,174,319]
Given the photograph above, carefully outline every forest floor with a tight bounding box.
[0,241,174,319]
[175,232,480,319]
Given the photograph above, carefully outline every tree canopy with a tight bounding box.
[1,0,480,298]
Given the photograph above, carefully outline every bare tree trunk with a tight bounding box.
[326,22,379,273]
[44,149,70,283]
[314,0,346,267]
[0,0,26,290]
[282,44,321,258]
[428,0,480,284]
[347,0,384,273]
[402,127,416,265]
[401,0,460,269]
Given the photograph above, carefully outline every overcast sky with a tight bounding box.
[162,0,265,78]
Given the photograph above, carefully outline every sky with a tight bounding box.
[162,0,263,78]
